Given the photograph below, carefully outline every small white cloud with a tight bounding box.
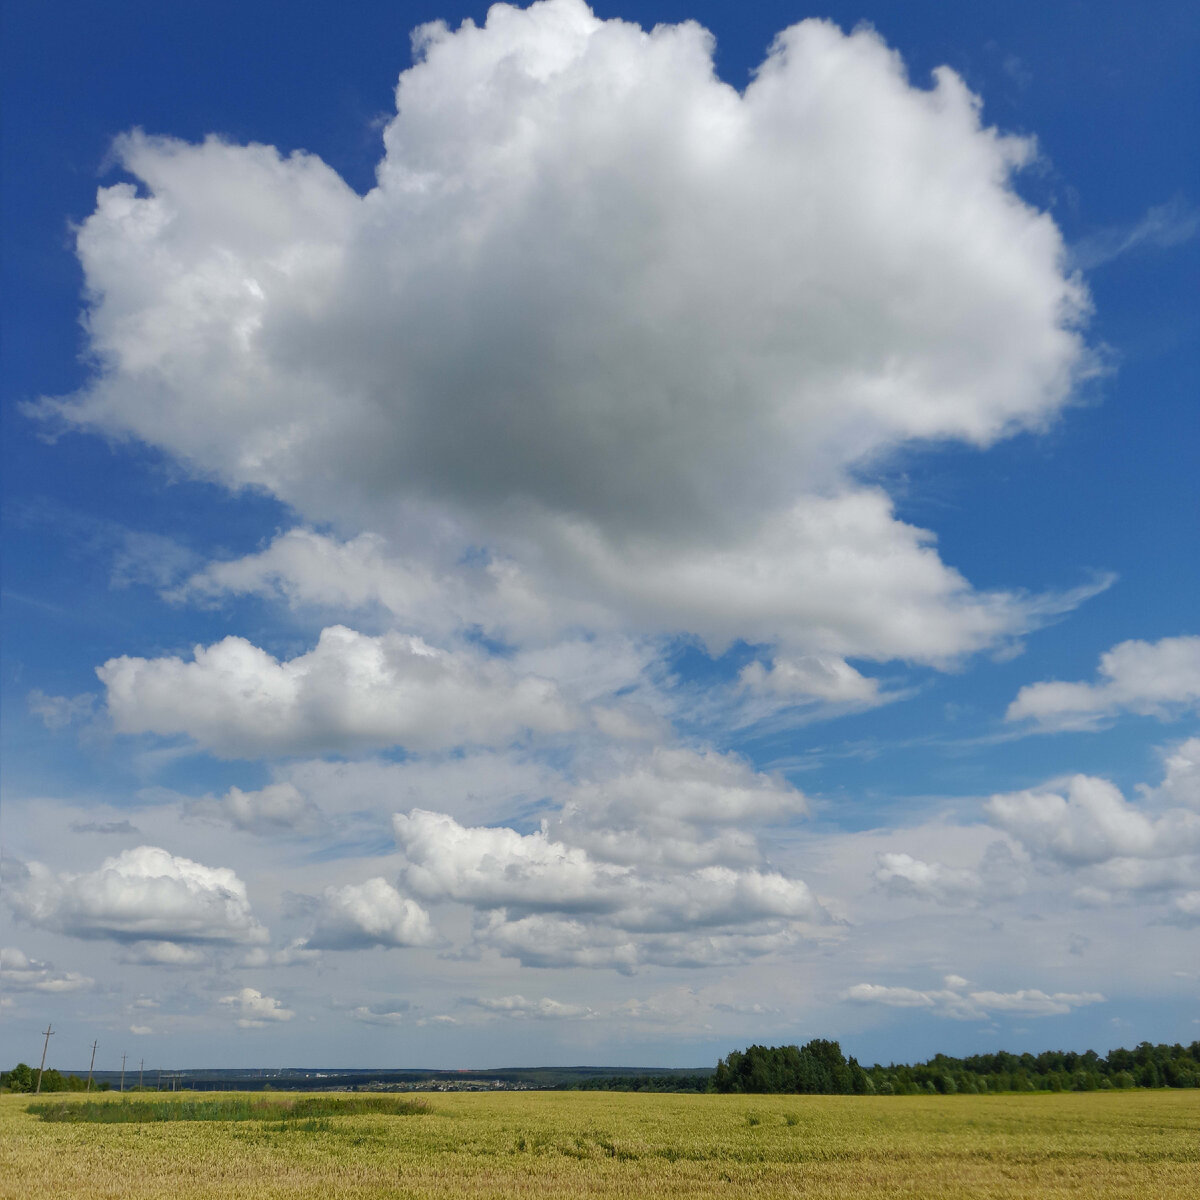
[479,911,799,973]
[845,982,948,1010]
[1167,891,1200,926]
[219,987,295,1027]
[416,1014,459,1027]
[110,529,198,590]
[394,808,615,912]
[1007,635,1200,731]
[845,978,1105,1019]
[1148,737,1200,810]
[174,528,458,628]
[470,994,594,1020]
[241,939,322,967]
[118,940,208,967]
[967,989,1106,1017]
[0,946,93,993]
[350,1003,410,1027]
[552,746,806,869]
[174,527,584,649]
[129,1025,153,1036]
[873,841,1025,907]
[1001,54,1033,92]
[477,913,639,974]
[620,986,780,1030]
[27,690,96,730]
[303,878,436,950]
[873,853,986,907]
[207,782,320,834]
[739,655,883,706]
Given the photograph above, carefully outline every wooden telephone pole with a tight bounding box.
[86,1040,99,1092]
[34,1025,54,1094]
[120,1053,127,1092]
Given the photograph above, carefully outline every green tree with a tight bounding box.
[3,1063,34,1092]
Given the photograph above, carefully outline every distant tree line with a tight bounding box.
[710,1040,1200,1095]
[7,1041,1198,1096]
[1,1064,111,1093]
[570,1073,712,1093]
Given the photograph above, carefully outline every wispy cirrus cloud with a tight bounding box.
[1071,196,1200,270]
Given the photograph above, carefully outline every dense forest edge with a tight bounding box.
[704,1039,1200,1095]
[4,1040,1198,1095]
[550,1040,1200,1094]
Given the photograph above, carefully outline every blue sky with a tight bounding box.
[2,0,1197,1072]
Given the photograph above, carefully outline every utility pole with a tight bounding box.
[34,1025,54,1094]
[87,1040,98,1092]
[120,1053,127,1092]
[139,1058,144,1090]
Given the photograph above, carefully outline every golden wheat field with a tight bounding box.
[2,1088,1198,1199]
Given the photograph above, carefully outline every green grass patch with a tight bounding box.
[26,1094,429,1124]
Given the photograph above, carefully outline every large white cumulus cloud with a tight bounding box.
[304,878,436,950]
[7,846,268,946]
[99,624,575,756]
[37,0,1090,666]
[985,774,1200,865]
[390,745,825,971]
[872,742,1200,924]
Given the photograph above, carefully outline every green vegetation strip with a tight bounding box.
[26,1094,428,1123]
